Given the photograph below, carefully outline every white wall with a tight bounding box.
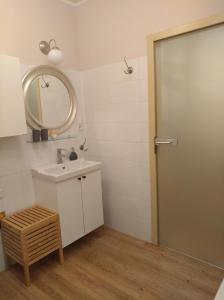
[83,56,151,241]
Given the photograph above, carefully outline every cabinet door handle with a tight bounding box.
[77,177,82,181]
[82,176,86,179]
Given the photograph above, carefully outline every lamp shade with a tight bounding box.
[48,47,64,65]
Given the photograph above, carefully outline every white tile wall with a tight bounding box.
[0,64,86,214]
[0,56,151,271]
[83,56,152,241]
[0,64,86,271]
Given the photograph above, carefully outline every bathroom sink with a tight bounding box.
[31,159,101,182]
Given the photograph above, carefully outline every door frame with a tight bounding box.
[147,13,224,245]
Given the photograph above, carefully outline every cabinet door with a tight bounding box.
[0,55,26,137]
[57,178,84,247]
[82,170,104,234]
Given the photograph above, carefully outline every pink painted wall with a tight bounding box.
[1,0,224,70]
[0,0,78,69]
[74,0,224,69]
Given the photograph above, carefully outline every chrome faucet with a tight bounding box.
[57,148,67,164]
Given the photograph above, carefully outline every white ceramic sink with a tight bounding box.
[31,159,101,182]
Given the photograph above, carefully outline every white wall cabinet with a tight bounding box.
[33,169,104,247]
[0,55,27,137]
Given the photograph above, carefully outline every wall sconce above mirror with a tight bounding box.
[22,65,77,137]
[39,39,64,65]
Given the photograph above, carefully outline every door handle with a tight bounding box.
[155,137,177,146]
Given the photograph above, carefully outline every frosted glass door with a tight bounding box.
[156,24,224,268]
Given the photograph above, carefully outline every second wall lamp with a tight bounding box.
[39,39,64,65]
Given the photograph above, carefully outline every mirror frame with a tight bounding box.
[22,65,77,136]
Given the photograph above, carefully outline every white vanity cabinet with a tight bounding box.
[0,55,27,137]
[56,177,84,247]
[82,170,104,234]
[33,168,104,247]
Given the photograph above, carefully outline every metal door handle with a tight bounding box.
[155,137,177,146]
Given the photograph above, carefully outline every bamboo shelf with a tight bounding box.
[1,205,64,286]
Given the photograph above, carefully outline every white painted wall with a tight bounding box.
[83,56,151,241]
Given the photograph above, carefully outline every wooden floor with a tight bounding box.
[0,227,223,300]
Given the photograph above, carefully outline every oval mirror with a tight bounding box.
[22,65,77,136]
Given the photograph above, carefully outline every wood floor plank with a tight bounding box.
[0,226,223,300]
